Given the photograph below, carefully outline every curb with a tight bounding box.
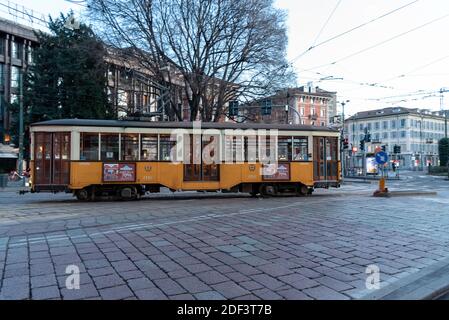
[388,191,438,197]
[361,256,449,300]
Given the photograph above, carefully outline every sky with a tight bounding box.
[0,0,448,117]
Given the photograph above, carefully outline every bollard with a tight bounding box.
[373,177,389,197]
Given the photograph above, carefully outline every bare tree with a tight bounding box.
[87,0,295,122]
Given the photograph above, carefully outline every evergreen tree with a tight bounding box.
[439,138,449,167]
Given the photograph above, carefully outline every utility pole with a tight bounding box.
[441,88,448,138]
[18,69,24,176]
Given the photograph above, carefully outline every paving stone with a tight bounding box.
[251,274,286,290]
[134,287,167,300]
[32,286,61,299]
[177,276,211,294]
[195,291,226,300]
[196,270,229,285]
[127,278,156,291]
[154,278,186,296]
[211,281,250,299]
[316,276,354,292]
[61,284,99,300]
[31,274,58,289]
[93,274,125,289]
[99,285,134,300]
[304,286,351,300]
[278,289,312,300]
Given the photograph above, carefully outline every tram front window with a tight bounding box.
[101,134,119,161]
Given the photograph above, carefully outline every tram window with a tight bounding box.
[100,134,119,161]
[260,136,277,163]
[293,137,308,161]
[159,135,176,161]
[141,135,158,161]
[121,134,139,161]
[277,137,292,161]
[80,133,99,161]
[244,136,258,162]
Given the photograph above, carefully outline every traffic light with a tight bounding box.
[261,99,272,115]
[343,138,349,150]
[229,101,239,117]
[359,140,365,151]
[364,133,371,143]
[381,145,386,152]
[394,145,401,154]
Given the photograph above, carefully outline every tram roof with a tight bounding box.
[31,119,338,132]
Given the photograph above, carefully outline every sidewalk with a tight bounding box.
[362,256,449,300]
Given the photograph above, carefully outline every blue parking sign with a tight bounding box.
[375,151,389,165]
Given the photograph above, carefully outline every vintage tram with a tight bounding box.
[29,119,341,200]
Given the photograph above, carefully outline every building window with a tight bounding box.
[80,133,99,161]
[383,121,388,129]
[320,109,326,117]
[101,134,119,161]
[392,132,397,139]
[400,119,406,128]
[11,66,20,88]
[0,64,3,87]
[401,131,406,138]
[141,135,158,161]
[391,120,396,129]
[121,134,139,161]
[321,122,325,126]
[293,137,308,161]
[375,122,380,130]
[300,107,304,116]
[0,37,4,56]
[367,123,372,131]
[11,41,23,60]
[383,132,388,139]
[359,124,364,131]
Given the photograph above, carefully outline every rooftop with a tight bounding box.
[347,107,446,121]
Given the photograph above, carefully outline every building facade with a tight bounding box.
[0,18,38,172]
[238,85,336,126]
[346,107,447,170]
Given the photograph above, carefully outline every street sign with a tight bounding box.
[375,151,389,165]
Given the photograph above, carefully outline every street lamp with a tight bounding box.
[339,100,350,177]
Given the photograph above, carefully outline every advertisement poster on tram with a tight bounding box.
[262,163,291,181]
[103,163,136,182]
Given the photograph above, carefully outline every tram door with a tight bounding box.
[183,135,219,182]
[313,137,338,181]
[34,132,71,185]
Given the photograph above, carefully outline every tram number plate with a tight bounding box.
[103,163,136,182]
[262,163,290,181]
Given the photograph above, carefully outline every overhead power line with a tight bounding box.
[310,0,342,49]
[303,11,449,72]
[289,0,420,64]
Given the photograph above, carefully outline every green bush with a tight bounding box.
[429,166,448,174]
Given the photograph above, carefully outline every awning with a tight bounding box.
[0,143,19,159]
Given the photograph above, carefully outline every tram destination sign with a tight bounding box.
[103,163,137,182]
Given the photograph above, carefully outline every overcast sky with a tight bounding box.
[1,0,448,117]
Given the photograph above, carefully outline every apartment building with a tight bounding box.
[0,18,37,172]
[238,85,336,126]
[346,107,447,169]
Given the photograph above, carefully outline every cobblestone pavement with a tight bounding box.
[0,172,448,300]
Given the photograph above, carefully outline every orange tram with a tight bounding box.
[29,119,341,201]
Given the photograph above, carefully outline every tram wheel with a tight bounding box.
[297,184,309,196]
[75,188,90,201]
[259,184,276,198]
[117,186,138,201]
